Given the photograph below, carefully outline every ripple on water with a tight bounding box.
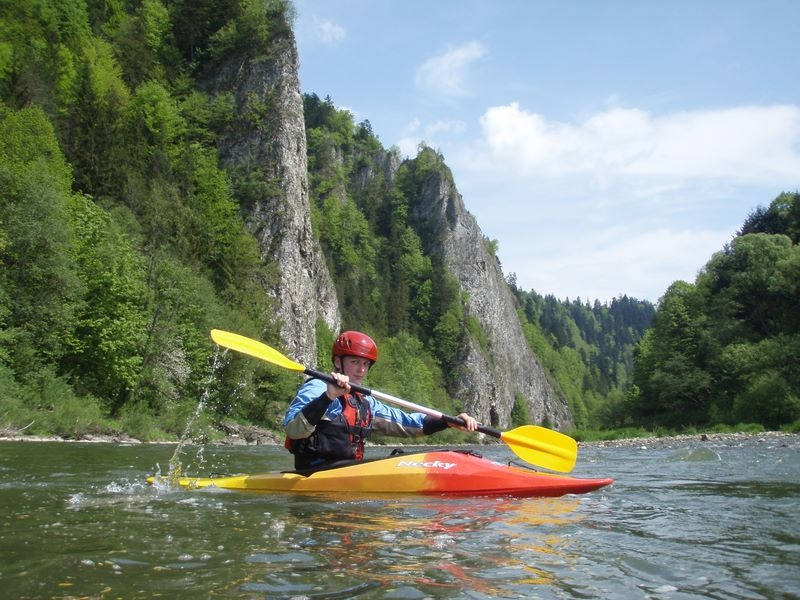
[2,439,798,599]
[244,551,322,566]
[670,447,722,461]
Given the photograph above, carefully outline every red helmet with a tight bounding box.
[332,331,378,363]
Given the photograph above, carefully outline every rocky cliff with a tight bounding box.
[202,19,339,367]
[408,164,573,430]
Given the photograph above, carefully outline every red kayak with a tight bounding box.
[149,449,613,497]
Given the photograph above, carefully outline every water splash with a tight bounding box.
[165,347,226,486]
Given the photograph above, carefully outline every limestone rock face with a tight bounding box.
[409,167,573,430]
[203,27,339,366]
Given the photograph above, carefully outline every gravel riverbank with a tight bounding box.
[580,430,800,450]
[2,427,798,450]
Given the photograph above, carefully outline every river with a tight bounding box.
[1,435,798,599]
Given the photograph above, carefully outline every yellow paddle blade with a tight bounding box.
[500,425,578,473]
[210,329,306,373]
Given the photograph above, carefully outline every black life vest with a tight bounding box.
[287,393,373,468]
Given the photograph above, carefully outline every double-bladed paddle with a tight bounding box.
[210,329,578,473]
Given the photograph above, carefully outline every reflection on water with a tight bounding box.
[1,438,799,598]
[156,489,588,598]
[232,494,586,597]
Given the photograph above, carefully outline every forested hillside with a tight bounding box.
[509,286,655,429]
[2,0,527,440]
[630,192,800,430]
[1,0,298,439]
[5,0,788,442]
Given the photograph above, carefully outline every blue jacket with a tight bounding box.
[283,378,442,440]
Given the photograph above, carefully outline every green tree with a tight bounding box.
[0,0,91,112]
[699,233,797,342]
[698,232,800,425]
[510,394,531,427]
[631,281,711,426]
[740,192,800,244]
[62,193,149,406]
[63,36,130,197]
[0,106,83,378]
[632,192,800,430]
[110,0,173,87]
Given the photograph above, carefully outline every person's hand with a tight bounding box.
[327,372,350,400]
[451,413,479,431]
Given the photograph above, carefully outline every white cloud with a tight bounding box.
[415,41,487,97]
[477,103,800,184]
[403,117,422,135]
[396,118,468,157]
[397,136,419,157]
[396,118,422,157]
[426,101,800,301]
[313,18,346,43]
[426,119,467,136]
[442,102,800,302]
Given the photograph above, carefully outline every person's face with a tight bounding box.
[337,355,371,383]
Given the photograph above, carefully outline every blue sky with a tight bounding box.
[292,0,800,303]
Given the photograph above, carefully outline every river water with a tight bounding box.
[1,435,798,599]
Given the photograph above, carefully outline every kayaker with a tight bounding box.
[283,330,479,470]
